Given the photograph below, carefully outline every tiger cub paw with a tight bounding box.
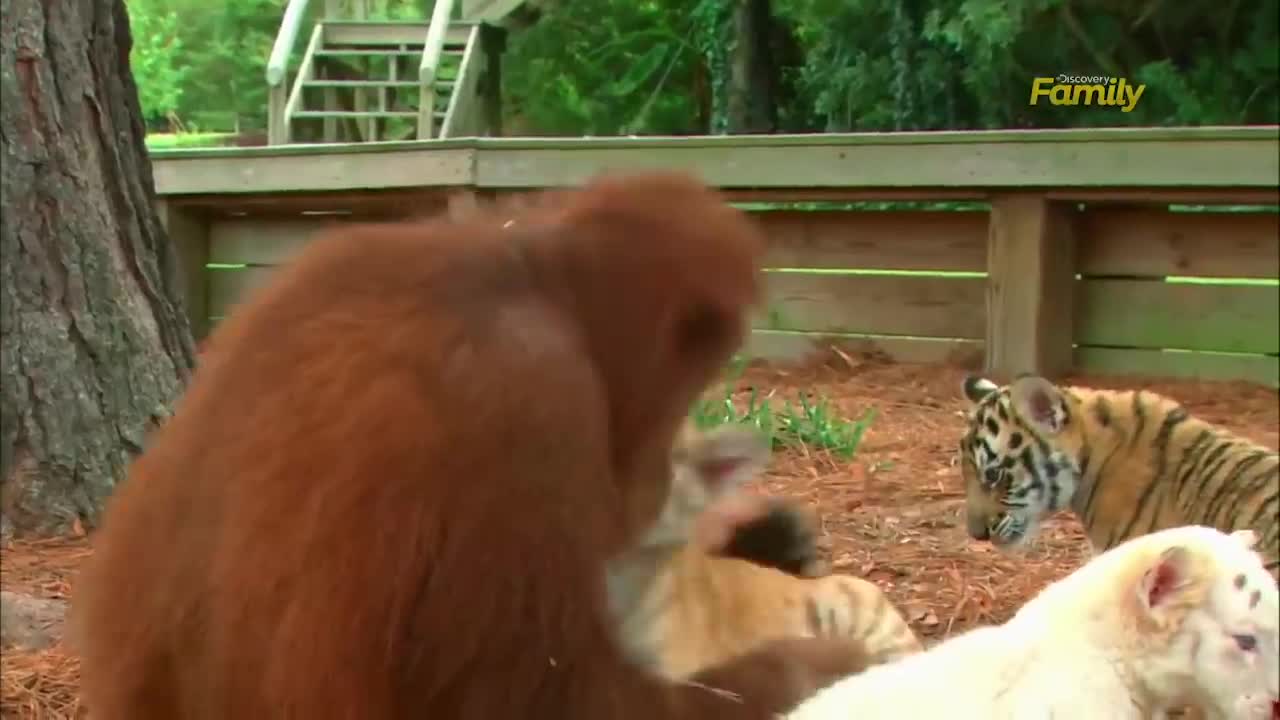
[711,498,829,578]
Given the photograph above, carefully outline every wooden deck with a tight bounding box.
[151,127,1280,386]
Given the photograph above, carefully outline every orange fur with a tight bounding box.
[71,172,867,720]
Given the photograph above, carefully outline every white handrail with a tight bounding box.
[418,0,456,86]
[416,0,456,138]
[266,0,313,87]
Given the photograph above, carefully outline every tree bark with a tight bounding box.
[0,0,195,536]
[725,0,779,134]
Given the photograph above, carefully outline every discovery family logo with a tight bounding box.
[1029,75,1146,112]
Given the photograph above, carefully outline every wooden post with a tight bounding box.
[479,24,505,136]
[322,63,339,143]
[984,194,1078,379]
[157,200,211,340]
[267,85,287,145]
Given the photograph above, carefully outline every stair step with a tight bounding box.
[315,48,424,58]
[321,20,473,49]
[302,80,423,89]
[292,110,445,120]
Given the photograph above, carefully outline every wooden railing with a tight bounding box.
[265,0,312,145]
[149,128,1280,387]
[417,0,457,139]
[440,24,483,138]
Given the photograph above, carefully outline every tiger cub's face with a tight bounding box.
[959,374,1087,548]
[632,420,773,552]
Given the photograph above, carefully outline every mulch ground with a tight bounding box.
[3,354,1277,719]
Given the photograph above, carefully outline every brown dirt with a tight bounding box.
[2,355,1276,719]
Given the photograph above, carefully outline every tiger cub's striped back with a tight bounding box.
[606,422,922,680]
[958,374,1278,579]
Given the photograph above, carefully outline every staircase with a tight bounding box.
[266,0,487,144]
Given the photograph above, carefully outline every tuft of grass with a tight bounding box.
[688,356,875,460]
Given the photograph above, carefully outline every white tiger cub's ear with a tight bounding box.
[1230,529,1260,549]
[961,375,1000,404]
[1009,375,1070,436]
[1138,545,1197,619]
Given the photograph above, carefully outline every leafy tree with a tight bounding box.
[128,1,189,126]
[123,0,1279,135]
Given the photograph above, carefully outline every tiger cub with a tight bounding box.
[959,374,1279,579]
[605,421,922,681]
[785,524,1280,720]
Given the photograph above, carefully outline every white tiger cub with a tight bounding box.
[606,421,921,681]
[786,524,1279,720]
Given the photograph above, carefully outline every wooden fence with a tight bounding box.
[150,127,1280,387]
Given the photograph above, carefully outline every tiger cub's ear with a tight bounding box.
[961,375,1000,404]
[1230,529,1260,549]
[1008,375,1070,436]
[1136,545,1205,628]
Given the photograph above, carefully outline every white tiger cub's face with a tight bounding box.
[1164,529,1278,715]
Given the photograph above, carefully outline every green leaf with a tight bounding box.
[609,43,671,97]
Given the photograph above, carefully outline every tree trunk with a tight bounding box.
[725,0,779,134]
[0,0,196,537]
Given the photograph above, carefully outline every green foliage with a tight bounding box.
[128,5,189,121]
[503,0,708,135]
[126,0,286,130]
[689,358,876,459]
[127,0,426,131]
[127,0,1277,136]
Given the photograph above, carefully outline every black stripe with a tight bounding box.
[1113,408,1190,547]
[804,596,823,636]
[1244,465,1279,529]
[1203,451,1271,527]
[1182,440,1236,509]
[1169,430,1215,515]
[1128,391,1148,448]
[977,437,998,466]
[1083,445,1120,530]
[1032,432,1052,457]
[1091,396,1112,428]
[1169,428,1214,512]
[1182,440,1244,517]
[1179,437,1237,516]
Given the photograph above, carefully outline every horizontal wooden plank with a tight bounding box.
[153,147,474,195]
[757,211,988,272]
[473,137,1278,191]
[1075,346,1279,388]
[207,266,280,318]
[321,21,472,47]
[209,220,335,265]
[149,127,1279,196]
[744,330,984,368]
[206,207,993,271]
[1075,278,1280,354]
[149,127,1279,160]
[1047,188,1280,205]
[726,189,989,203]
[1079,208,1280,278]
[756,272,985,339]
[163,189,456,219]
